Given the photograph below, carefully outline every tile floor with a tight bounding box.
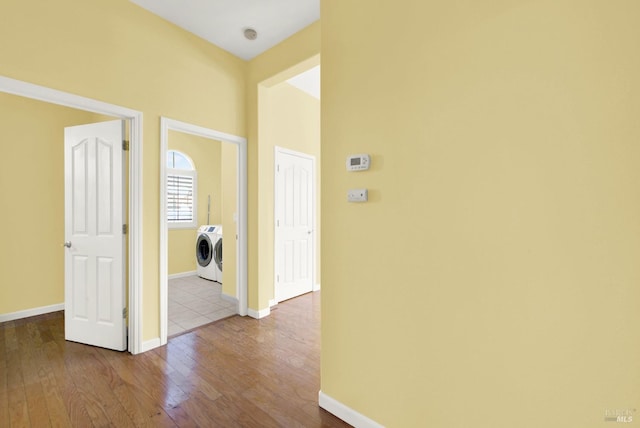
[168,274,237,337]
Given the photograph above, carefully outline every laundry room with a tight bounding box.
[166,129,238,334]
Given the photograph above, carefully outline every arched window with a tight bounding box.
[167,150,197,228]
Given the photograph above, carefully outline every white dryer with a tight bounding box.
[196,225,223,282]
[212,225,223,283]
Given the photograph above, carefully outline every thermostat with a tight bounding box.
[346,154,370,171]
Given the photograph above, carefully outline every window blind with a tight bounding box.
[167,174,194,222]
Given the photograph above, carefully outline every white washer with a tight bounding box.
[196,225,222,282]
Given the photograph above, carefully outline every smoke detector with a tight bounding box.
[244,28,258,41]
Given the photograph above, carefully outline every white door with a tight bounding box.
[275,148,315,302]
[64,120,126,351]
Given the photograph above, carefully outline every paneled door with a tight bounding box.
[275,147,315,303]
[64,120,126,351]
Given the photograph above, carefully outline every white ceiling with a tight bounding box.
[287,65,320,99]
[129,0,320,61]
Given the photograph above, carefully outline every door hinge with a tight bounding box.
[123,140,129,151]
[277,274,280,283]
[122,308,127,318]
[122,224,128,234]
[277,164,280,172]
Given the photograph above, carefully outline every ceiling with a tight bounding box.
[287,65,320,99]
[129,0,320,61]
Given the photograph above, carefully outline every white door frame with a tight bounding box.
[0,75,144,354]
[159,117,248,346]
[274,146,317,303]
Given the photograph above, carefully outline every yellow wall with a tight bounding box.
[0,0,318,330]
[259,82,321,303]
[0,92,113,314]
[321,1,640,426]
[247,23,320,311]
[167,131,222,276]
[221,143,238,298]
[0,0,245,339]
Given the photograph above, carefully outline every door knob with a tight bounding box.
[63,241,72,248]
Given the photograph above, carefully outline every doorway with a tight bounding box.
[0,75,144,354]
[159,117,248,346]
[165,134,235,335]
[257,61,321,313]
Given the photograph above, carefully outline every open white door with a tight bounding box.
[64,120,126,351]
[275,148,315,302]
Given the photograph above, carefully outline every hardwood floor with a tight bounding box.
[0,292,350,427]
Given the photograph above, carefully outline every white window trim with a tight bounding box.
[167,167,197,229]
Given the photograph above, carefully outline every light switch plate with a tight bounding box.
[347,189,368,202]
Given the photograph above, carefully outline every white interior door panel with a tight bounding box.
[64,120,126,351]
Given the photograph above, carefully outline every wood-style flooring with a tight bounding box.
[0,292,351,427]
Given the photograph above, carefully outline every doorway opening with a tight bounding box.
[0,75,144,354]
[159,117,248,346]
[257,57,321,315]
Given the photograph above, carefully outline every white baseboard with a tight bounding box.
[269,298,277,307]
[221,293,239,306]
[0,303,64,323]
[319,391,384,428]
[168,271,197,280]
[247,307,270,319]
[313,283,321,291]
[141,337,161,353]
